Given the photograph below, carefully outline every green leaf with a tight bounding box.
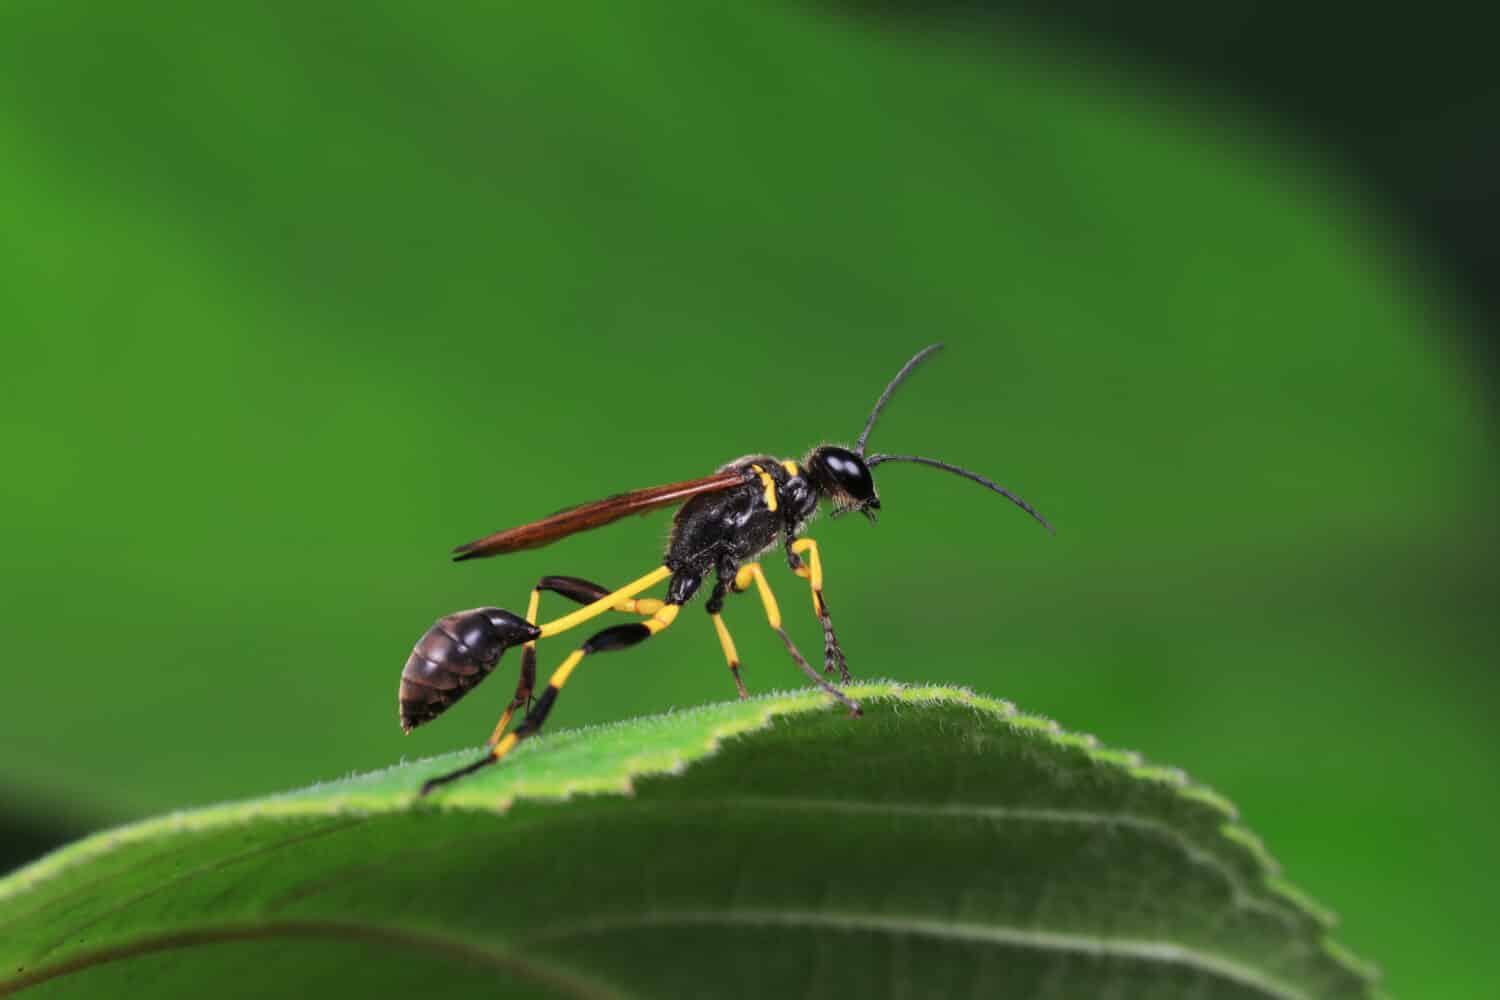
[0,684,1378,998]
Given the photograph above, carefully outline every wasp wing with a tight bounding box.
[451,470,752,561]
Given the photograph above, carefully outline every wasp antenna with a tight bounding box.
[854,344,945,456]
[866,453,1054,533]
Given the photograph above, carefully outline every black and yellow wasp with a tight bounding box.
[401,345,1051,794]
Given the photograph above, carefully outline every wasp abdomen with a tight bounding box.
[399,608,540,733]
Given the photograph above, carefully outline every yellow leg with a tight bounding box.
[735,563,782,628]
[488,602,680,766]
[789,537,849,682]
[732,562,860,716]
[487,570,670,746]
[485,588,543,746]
[790,538,822,611]
[712,611,748,699]
[538,565,672,638]
[422,598,683,795]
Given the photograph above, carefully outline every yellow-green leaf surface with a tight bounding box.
[0,684,1376,999]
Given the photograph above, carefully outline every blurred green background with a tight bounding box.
[2,1,1495,996]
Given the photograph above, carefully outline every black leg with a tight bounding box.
[814,590,849,683]
[421,567,701,796]
[706,561,748,698]
[788,538,851,684]
[486,574,668,747]
[423,604,682,796]
[734,562,861,717]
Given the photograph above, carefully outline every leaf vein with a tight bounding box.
[717,796,1303,928]
[525,908,1307,1000]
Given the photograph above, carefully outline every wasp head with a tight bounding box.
[806,445,880,522]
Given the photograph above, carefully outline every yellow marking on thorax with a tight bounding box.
[781,460,800,477]
[750,464,778,512]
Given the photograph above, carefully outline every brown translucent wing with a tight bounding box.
[451,470,752,561]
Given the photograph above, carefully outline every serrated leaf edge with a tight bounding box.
[0,681,1379,991]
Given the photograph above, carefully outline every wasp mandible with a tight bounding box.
[401,345,1052,794]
